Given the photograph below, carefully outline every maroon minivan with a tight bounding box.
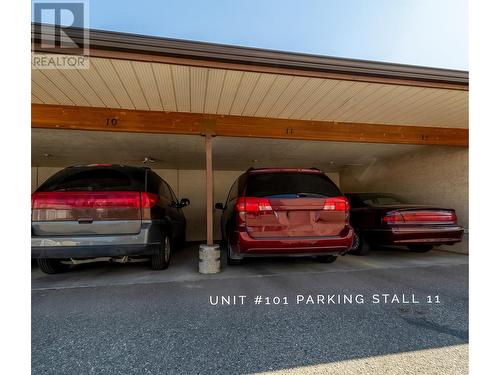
[215,168,353,264]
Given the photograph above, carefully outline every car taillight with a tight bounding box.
[140,192,159,208]
[31,191,146,209]
[383,211,457,224]
[140,192,159,220]
[383,212,405,223]
[403,211,456,222]
[235,197,273,212]
[323,197,349,211]
[31,191,159,209]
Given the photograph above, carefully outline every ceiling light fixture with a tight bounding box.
[142,157,156,164]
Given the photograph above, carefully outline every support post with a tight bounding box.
[205,134,213,245]
[199,134,220,274]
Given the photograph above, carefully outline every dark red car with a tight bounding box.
[345,193,464,255]
[216,168,353,264]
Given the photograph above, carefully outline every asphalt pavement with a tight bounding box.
[32,247,468,374]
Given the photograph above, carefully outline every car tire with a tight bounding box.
[151,235,171,270]
[37,258,69,274]
[349,232,370,256]
[317,255,337,263]
[226,239,242,265]
[407,245,434,253]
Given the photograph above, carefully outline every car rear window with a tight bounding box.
[357,194,408,206]
[246,172,342,198]
[36,167,146,192]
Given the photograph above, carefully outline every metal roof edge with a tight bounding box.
[31,23,469,87]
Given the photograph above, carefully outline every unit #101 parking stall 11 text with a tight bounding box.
[208,293,441,306]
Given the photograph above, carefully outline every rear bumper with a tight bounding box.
[31,244,159,259]
[231,227,354,258]
[31,222,163,259]
[363,225,464,245]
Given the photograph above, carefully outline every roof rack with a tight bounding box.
[68,164,151,169]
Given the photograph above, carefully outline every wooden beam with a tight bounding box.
[31,104,468,146]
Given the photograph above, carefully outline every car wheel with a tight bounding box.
[407,245,434,253]
[317,255,337,263]
[226,239,242,265]
[37,258,69,274]
[151,235,171,270]
[349,232,370,256]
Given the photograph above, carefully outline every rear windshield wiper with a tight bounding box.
[52,187,94,192]
[264,193,327,198]
[296,192,326,198]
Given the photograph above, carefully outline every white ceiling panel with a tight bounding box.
[386,89,451,124]
[353,85,415,123]
[216,70,242,114]
[32,94,43,104]
[32,69,74,106]
[151,63,177,111]
[189,67,208,113]
[74,62,120,108]
[90,59,134,109]
[333,83,386,120]
[289,79,339,119]
[58,69,106,107]
[38,69,91,106]
[253,75,294,117]
[279,78,325,118]
[340,84,399,123]
[31,81,59,105]
[110,60,149,110]
[229,72,260,115]
[241,73,277,116]
[170,64,191,112]
[302,80,353,120]
[317,81,369,120]
[266,76,309,118]
[204,69,225,114]
[132,61,164,111]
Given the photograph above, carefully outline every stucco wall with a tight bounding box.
[31,148,467,249]
[339,146,469,253]
[31,167,339,242]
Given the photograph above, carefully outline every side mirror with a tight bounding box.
[178,198,190,208]
[215,202,224,210]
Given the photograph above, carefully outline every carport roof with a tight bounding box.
[31,24,469,145]
[32,24,468,89]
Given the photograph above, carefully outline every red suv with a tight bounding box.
[215,168,353,264]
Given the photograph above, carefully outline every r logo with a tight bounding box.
[32,1,89,56]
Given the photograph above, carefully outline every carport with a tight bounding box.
[31,25,469,254]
